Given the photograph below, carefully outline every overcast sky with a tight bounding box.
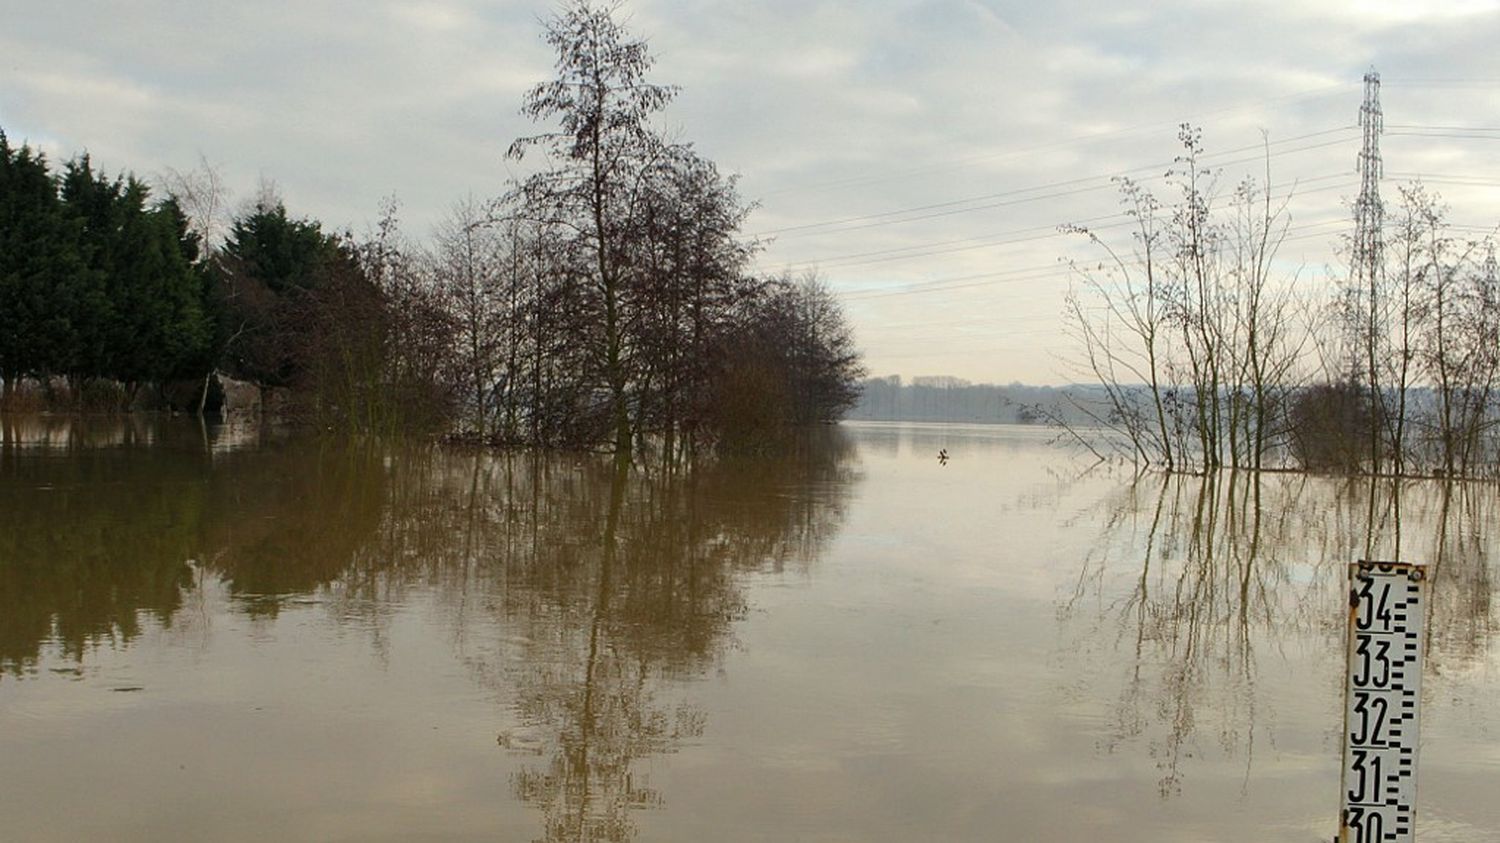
[5,0,1500,384]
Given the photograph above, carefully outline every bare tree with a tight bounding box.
[507,0,678,457]
[157,154,232,254]
[1064,177,1175,467]
[1064,127,1307,472]
[432,196,505,440]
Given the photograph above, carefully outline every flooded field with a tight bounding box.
[1,418,1497,841]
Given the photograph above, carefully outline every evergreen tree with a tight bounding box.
[60,157,209,397]
[222,202,337,294]
[0,132,88,397]
[158,196,223,382]
[59,157,127,382]
[218,201,348,386]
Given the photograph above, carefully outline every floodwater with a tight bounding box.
[1,418,1497,842]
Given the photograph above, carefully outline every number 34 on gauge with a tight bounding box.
[1338,560,1425,843]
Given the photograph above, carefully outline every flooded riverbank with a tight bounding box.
[1,419,1496,840]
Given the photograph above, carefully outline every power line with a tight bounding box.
[842,264,1064,302]
[796,218,1129,272]
[1386,124,1500,132]
[824,183,1356,302]
[872,324,1064,348]
[865,344,1072,360]
[864,257,1350,333]
[844,218,1350,305]
[759,136,1358,246]
[838,217,1353,303]
[1384,173,1500,188]
[753,82,1358,199]
[863,306,1092,333]
[1383,79,1500,88]
[770,214,1120,271]
[1386,131,1500,141]
[751,127,1358,239]
[774,172,1354,272]
[757,129,1357,239]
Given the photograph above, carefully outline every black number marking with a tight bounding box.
[1351,692,1390,746]
[1348,749,1384,804]
[1355,578,1393,631]
[1353,636,1393,688]
[1347,805,1384,843]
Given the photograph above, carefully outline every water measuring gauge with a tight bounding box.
[1338,560,1426,843]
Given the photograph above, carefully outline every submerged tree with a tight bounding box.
[432,197,507,441]
[499,2,855,455]
[216,200,347,388]
[1065,125,1500,478]
[707,273,865,451]
[507,0,679,456]
[0,18,866,443]
[1065,127,1306,471]
[625,144,760,454]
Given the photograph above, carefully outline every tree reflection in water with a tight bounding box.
[443,437,857,843]
[0,417,859,842]
[0,431,201,672]
[1059,470,1499,798]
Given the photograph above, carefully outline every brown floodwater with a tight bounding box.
[1,417,1497,841]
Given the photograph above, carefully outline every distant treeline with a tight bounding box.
[849,375,1097,425]
[0,2,864,453]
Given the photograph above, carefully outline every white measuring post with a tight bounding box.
[1338,559,1426,843]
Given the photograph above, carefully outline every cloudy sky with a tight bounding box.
[5,0,1500,384]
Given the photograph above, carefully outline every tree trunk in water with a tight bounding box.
[198,371,213,417]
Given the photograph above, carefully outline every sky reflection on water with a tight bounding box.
[0,418,1496,841]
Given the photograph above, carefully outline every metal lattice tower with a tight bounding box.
[1354,70,1384,296]
[1354,69,1385,472]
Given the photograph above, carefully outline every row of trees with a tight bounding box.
[0,139,211,405]
[0,137,441,431]
[490,0,861,453]
[1341,183,1500,478]
[0,2,864,453]
[423,193,860,454]
[1064,126,1500,478]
